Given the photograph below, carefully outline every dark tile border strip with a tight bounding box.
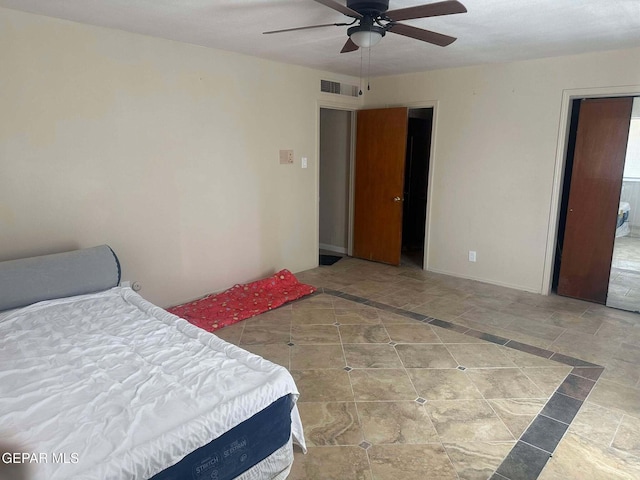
[320,288,605,480]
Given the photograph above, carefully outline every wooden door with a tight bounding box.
[353,107,408,265]
[557,97,633,303]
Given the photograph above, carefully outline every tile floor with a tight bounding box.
[215,257,640,479]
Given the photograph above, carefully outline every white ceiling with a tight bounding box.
[1,0,639,77]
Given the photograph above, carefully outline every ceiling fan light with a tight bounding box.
[348,25,385,48]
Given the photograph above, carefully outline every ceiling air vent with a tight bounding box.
[321,80,358,97]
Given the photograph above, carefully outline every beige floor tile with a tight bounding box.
[412,297,473,318]
[377,310,418,325]
[568,401,623,446]
[601,358,640,387]
[349,369,417,401]
[498,345,560,367]
[239,324,290,345]
[425,399,514,442]
[445,343,517,368]
[334,308,380,325]
[241,344,290,368]
[368,444,458,480]
[466,368,545,399]
[292,309,336,325]
[463,294,514,311]
[290,344,345,370]
[289,446,371,480]
[407,368,484,400]
[443,441,515,480]
[395,344,459,368]
[487,398,546,437]
[292,370,353,402]
[543,310,603,334]
[373,289,433,308]
[384,324,441,343]
[339,324,390,343]
[521,366,573,396]
[244,307,292,325]
[357,401,438,444]
[343,344,403,369]
[291,294,335,310]
[501,316,566,342]
[458,307,518,329]
[297,402,363,446]
[291,324,340,344]
[612,415,640,453]
[550,331,618,364]
[588,378,640,417]
[539,432,640,480]
[502,301,555,322]
[332,297,376,310]
[433,327,485,344]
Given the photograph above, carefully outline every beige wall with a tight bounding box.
[319,108,351,252]
[4,6,640,304]
[0,7,360,307]
[364,48,640,292]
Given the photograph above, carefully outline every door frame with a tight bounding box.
[543,85,640,294]
[316,99,358,261]
[405,103,438,269]
[315,99,439,270]
[394,100,439,270]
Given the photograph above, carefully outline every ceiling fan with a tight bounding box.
[264,0,467,53]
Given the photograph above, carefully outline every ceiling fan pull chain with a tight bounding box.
[359,47,364,96]
[367,45,372,91]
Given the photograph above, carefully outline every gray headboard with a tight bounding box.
[0,245,121,312]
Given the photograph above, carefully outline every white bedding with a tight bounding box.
[0,287,305,479]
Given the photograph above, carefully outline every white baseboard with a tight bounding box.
[426,267,543,295]
[319,243,347,254]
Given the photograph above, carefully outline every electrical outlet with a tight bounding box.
[301,157,308,169]
[468,250,477,262]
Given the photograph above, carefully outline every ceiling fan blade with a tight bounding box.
[313,0,363,19]
[386,0,467,22]
[388,23,457,46]
[340,38,359,53]
[263,23,342,34]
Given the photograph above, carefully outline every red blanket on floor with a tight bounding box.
[167,269,316,332]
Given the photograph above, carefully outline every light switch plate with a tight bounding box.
[279,150,294,164]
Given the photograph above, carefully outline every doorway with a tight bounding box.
[609,97,640,312]
[553,96,638,312]
[319,108,353,264]
[402,108,433,268]
[319,106,434,269]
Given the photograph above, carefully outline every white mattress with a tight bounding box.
[0,287,305,479]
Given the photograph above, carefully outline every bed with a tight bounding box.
[0,246,305,480]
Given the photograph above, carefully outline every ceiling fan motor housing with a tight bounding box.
[347,0,390,16]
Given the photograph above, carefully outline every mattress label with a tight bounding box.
[193,437,249,480]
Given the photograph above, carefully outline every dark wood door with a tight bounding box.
[557,97,633,303]
[353,107,408,265]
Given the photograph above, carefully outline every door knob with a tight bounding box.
[393,196,402,202]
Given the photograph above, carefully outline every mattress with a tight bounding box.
[0,287,305,479]
[151,395,293,480]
